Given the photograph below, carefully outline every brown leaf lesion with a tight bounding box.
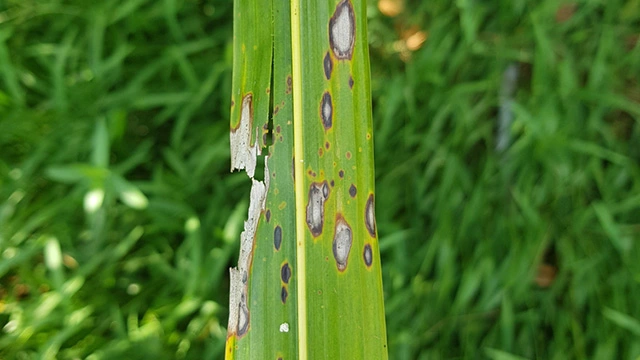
[365,193,376,237]
[230,93,257,178]
[306,180,330,237]
[228,92,272,338]
[333,214,353,272]
[320,92,333,131]
[329,0,356,60]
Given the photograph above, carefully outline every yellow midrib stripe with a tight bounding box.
[290,1,308,359]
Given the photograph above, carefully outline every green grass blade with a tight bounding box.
[227,1,387,359]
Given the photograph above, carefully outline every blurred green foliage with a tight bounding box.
[1,0,639,359]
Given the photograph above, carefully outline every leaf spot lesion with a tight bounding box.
[363,244,373,268]
[281,262,292,284]
[285,75,292,94]
[333,215,353,272]
[230,93,257,177]
[365,193,376,237]
[237,292,250,336]
[329,0,356,60]
[323,51,333,79]
[321,92,333,131]
[274,225,283,250]
[306,181,330,237]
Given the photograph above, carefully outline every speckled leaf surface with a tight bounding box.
[227,1,387,359]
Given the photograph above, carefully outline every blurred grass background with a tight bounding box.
[1,0,639,359]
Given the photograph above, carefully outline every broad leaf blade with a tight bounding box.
[226,0,283,358]
[292,1,387,358]
[227,1,387,359]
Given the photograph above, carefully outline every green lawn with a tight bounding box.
[1,0,639,359]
